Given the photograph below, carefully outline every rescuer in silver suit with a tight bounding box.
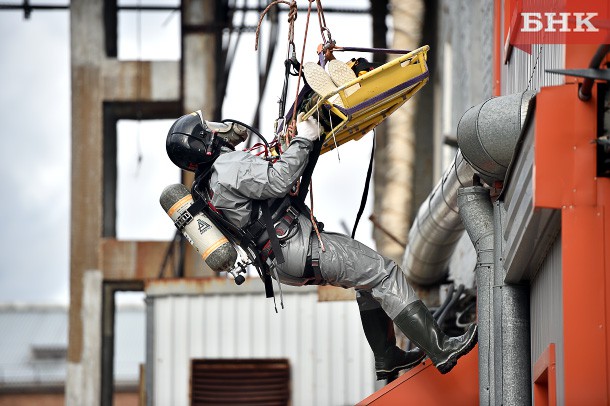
[166,110,478,379]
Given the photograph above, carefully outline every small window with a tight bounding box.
[116,119,180,241]
[117,1,181,61]
[114,291,145,386]
[31,345,67,361]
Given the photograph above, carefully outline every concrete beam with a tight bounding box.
[102,60,180,101]
[101,240,209,280]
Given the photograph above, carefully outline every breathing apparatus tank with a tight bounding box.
[160,183,238,274]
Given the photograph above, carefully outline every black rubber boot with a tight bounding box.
[360,308,425,380]
[394,300,478,374]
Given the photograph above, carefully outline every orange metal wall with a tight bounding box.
[534,83,610,404]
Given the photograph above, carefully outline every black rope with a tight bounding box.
[220,118,270,150]
[351,132,375,239]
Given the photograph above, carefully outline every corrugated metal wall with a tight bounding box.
[530,236,564,405]
[439,0,495,129]
[500,0,565,95]
[147,281,375,406]
[503,44,565,94]
[501,117,561,283]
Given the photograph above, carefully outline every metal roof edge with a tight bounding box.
[145,277,318,297]
[0,303,68,312]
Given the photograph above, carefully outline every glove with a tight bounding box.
[295,112,321,142]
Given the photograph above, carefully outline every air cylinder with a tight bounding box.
[160,184,237,273]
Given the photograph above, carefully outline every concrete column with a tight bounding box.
[377,0,424,263]
[68,1,105,404]
[68,0,186,403]
[182,0,217,117]
[66,270,103,405]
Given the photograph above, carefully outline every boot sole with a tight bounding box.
[327,59,357,87]
[436,325,478,375]
[302,62,344,107]
[376,354,426,380]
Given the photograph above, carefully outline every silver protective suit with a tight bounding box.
[209,138,418,319]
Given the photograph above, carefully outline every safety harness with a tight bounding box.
[184,138,325,310]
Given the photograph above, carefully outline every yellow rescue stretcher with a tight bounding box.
[302,45,430,155]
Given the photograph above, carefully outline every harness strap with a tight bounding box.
[258,205,300,262]
[307,232,323,285]
[190,172,279,299]
[260,200,285,265]
[205,199,276,299]
[173,198,207,231]
[246,197,291,242]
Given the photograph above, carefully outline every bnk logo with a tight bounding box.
[509,0,609,53]
[521,12,598,32]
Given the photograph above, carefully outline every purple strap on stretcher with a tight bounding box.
[332,70,430,116]
[335,46,413,54]
[319,47,412,67]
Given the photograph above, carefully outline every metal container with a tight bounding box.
[145,278,375,406]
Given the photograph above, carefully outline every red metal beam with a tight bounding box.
[533,343,557,406]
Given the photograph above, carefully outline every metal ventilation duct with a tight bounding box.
[401,151,475,285]
[457,91,536,186]
[401,91,536,286]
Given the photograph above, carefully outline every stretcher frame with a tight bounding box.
[302,45,430,155]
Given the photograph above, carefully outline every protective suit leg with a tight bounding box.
[393,300,478,374]
[319,232,424,378]
[319,232,419,319]
[318,232,477,375]
[359,303,425,380]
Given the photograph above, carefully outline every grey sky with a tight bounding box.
[0,1,375,304]
[0,10,70,303]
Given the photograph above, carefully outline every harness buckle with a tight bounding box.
[286,205,299,219]
[174,210,193,230]
[274,205,299,239]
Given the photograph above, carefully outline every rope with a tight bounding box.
[287,1,297,44]
[297,0,330,252]
[316,0,329,41]
[255,0,326,251]
[255,0,297,51]
[290,0,314,126]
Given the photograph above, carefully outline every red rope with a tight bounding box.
[254,0,297,51]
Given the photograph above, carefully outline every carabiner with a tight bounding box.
[288,40,296,60]
[320,27,335,50]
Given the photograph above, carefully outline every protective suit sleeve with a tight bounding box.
[213,137,314,200]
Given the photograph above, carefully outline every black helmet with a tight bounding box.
[166,111,232,172]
